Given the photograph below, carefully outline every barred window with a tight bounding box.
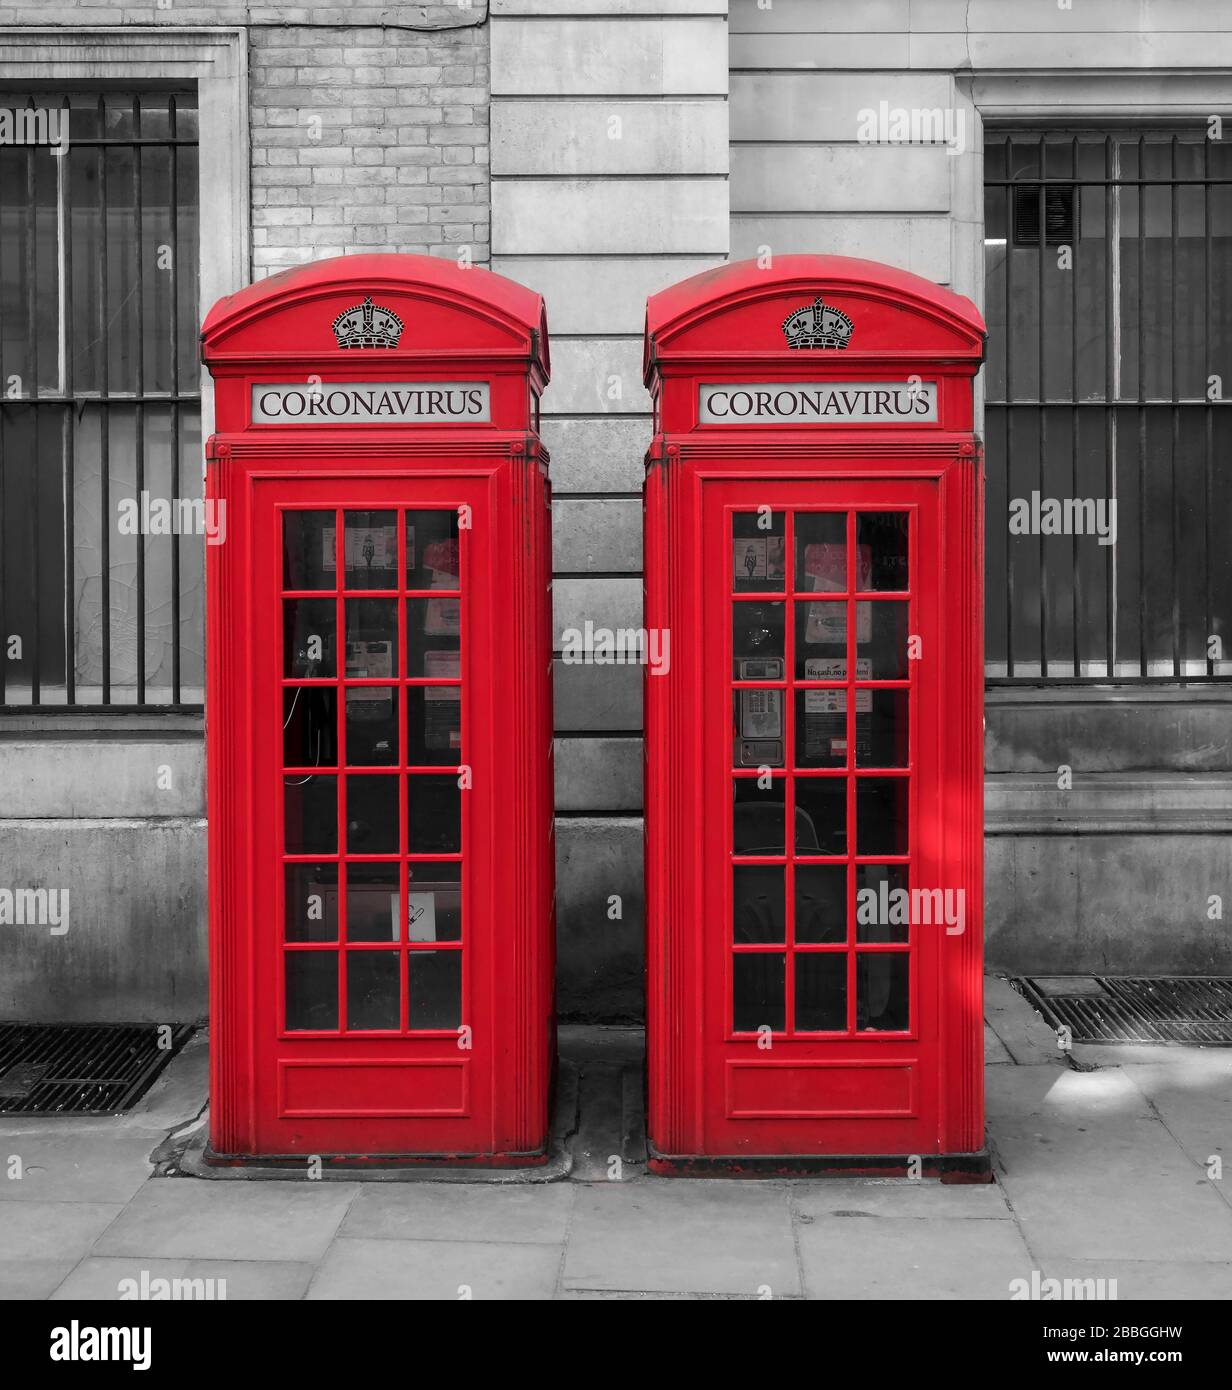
[0,90,201,708]
[984,130,1232,680]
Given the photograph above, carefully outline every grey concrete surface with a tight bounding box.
[0,985,1229,1300]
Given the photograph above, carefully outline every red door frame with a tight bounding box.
[643,256,987,1176]
[202,255,554,1163]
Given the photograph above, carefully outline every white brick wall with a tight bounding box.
[0,4,491,273]
[248,10,489,273]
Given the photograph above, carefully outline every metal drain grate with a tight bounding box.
[0,1023,194,1115]
[1012,977,1232,1045]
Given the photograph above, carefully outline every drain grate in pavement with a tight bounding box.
[1011,976,1232,1045]
[0,1023,194,1115]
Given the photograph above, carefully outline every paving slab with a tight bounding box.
[1037,1259,1232,1302]
[340,1182,573,1245]
[0,1126,155,1204]
[564,1180,800,1297]
[0,1258,81,1300]
[798,1214,1036,1299]
[993,1119,1232,1263]
[93,1180,359,1263]
[1119,1053,1232,1169]
[792,1177,1013,1221]
[125,1033,210,1131]
[307,1237,561,1300]
[986,1057,1153,1122]
[985,1022,1013,1065]
[51,1256,315,1301]
[984,974,1067,1066]
[0,1201,123,1262]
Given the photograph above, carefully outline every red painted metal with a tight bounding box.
[643,256,986,1171]
[202,255,554,1161]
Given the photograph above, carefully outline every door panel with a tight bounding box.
[704,479,942,1156]
[253,478,492,1154]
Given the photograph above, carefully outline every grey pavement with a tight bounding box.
[1,982,1230,1300]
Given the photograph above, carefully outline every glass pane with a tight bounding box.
[733,777,786,855]
[407,510,461,590]
[795,599,847,677]
[284,599,336,678]
[856,778,909,856]
[284,687,337,768]
[407,597,461,679]
[795,953,847,1031]
[406,864,462,942]
[732,864,785,944]
[345,775,399,854]
[858,600,909,678]
[284,775,337,855]
[286,952,337,1030]
[732,600,785,680]
[283,511,335,590]
[408,950,462,1029]
[857,953,909,1031]
[345,599,397,679]
[343,510,398,589]
[346,862,400,943]
[733,689,784,769]
[795,863,846,944]
[795,513,846,591]
[856,689,909,768]
[733,953,785,1032]
[856,513,909,591]
[347,951,400,1030]
[795,777,846,855]
[856,864,910,944]
[408,774,462,854]
[795,688,848,769]
[732,512,786,593]
[345,687,398,766]
[408,686,461,766]
[285,863,338,943]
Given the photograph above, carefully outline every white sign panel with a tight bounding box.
[252,381,490,424]
[699,381,937,424]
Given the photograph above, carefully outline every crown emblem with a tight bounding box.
[332,295,404,349]
[782,297,853,350]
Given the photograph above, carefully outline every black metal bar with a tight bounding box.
[11,393,204,405]
[1179,131,1184,678]
[0,152,6,706]
[1071,135,1081,677]
[1038,136,1048,678]
[986,176,1221,187]
[134,95,146,706]
[170,94,181,706]
[27,134,40,704]
[1004,138,1015,679]
[63,97,76,705]
[98,96,110,704]
[1103,134,1115,679]
[1138,136,1147,680]
[1204,134,1214,676]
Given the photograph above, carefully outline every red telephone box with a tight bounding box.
[201,254,555,1163]
[643,256,987,1177]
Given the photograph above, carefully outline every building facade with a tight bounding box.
[1,0,1229,1023]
